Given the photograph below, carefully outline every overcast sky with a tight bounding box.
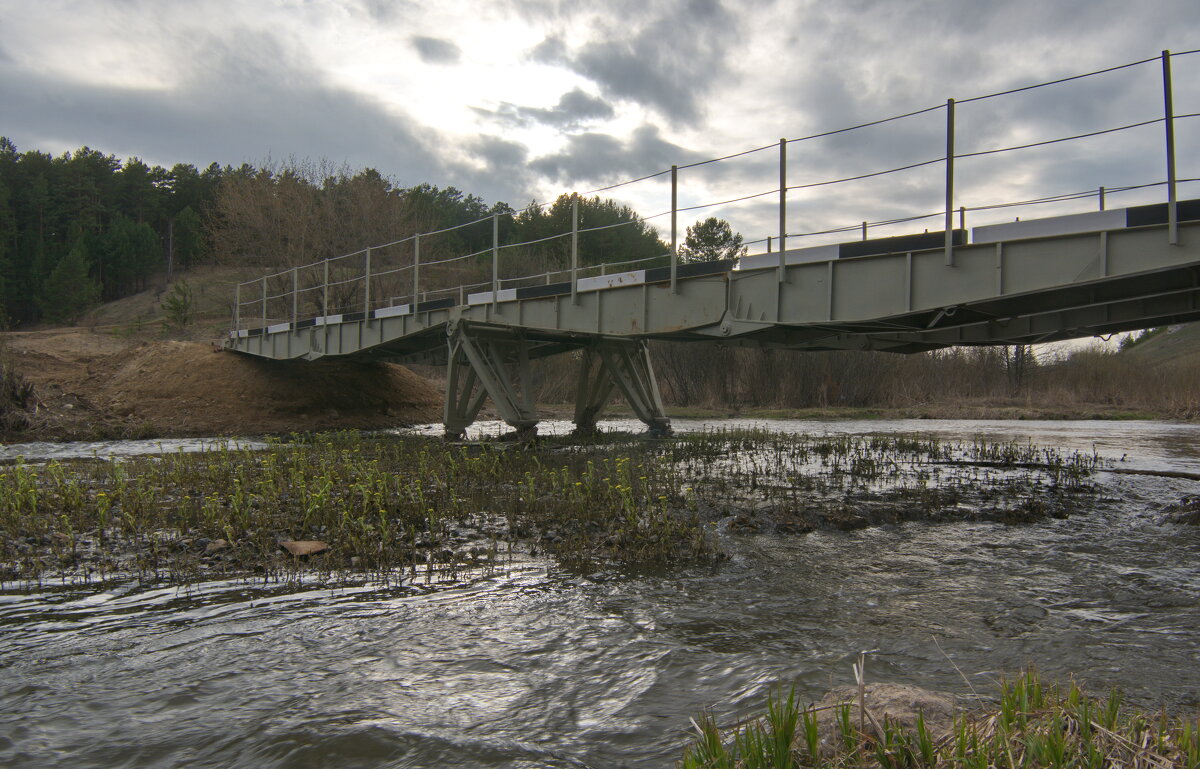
[2,0,1198,251]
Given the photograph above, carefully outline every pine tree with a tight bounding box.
[38,240,101,323]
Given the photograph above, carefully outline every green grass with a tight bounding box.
[681,670,1200,769]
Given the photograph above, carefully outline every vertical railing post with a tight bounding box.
[322,259,329,319]
[861,221,867,241]
[291,267,298,325]
[1099,186,1106,211]
[944,98,956,266]
[364,247,371,316]
[670,165,678,293]
[571,195,580,302]
[959,206,966,233]
[767,235,772,254]
[413,234,421,309]
[1163,49,1178,245]
[234,283,240,333]
[778,138,787,280]
[492,214,500,307]
[261,276,267,330]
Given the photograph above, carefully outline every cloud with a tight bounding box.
[530,124,701,185]
[527,0,745,125]
[0,27,454,189]
[475,88,614,130]
[410,35,461,64]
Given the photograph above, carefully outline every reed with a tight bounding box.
[680,670,1200,769]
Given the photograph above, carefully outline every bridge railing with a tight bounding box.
[232,49,1199,336]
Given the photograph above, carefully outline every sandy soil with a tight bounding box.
[1,328,442,440]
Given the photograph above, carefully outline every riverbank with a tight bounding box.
[5,325,1199,444]
[0,329,441,441]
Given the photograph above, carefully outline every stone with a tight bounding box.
[815,682,958,745]
[204,538,231,554]
[279,540,329,556]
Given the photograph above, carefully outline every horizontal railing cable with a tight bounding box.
[957,55,1159,104]
[956,117,1164,159]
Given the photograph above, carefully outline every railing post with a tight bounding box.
[413,234,421,309]
[1162,49,1178,245]
[1099,186,1106,211]
[959,206,966,232]
[944,98,956,266]
[670,165,678,293]
[364,247,371,316]
[261,276,267,330]
[778,138,787,280]
[861,221,867,241]
[767,235,772,254]
[322,259,329,318]
[492,214,500,307]
[234,283,240,333]
[292,267,298,324]
[571,195,580,303]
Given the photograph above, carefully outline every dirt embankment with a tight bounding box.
[1,329,442,440]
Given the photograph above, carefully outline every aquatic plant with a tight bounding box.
[679,670,1199,769]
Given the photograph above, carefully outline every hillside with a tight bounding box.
[1,268,442,440]
[1120,323,1200,367]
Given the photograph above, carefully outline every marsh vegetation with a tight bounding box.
[0,429,1105,587]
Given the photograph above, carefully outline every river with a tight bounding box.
[2,419,1198,768]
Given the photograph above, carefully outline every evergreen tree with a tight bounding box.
[38,240,100,323]
[679,217,746,262]
[172,206,205,269]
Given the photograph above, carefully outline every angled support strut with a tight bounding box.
[444,322,538,440]
[573,339,672,437]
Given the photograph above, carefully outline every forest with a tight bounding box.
[0,139,670,326]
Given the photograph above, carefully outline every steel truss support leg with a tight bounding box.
[573,340,672,437]
[443,324,538,441]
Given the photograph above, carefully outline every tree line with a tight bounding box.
[0,140,715,325]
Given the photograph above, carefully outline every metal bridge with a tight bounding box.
[226,50,1200,439]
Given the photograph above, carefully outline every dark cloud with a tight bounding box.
[0,28,453,189]
[410,35,461,64]
[530,124,700,185]
[527,0,745,125]
[528,34,567,64]
[474,88,614,130]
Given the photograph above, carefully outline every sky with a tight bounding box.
[2,0,1199,254]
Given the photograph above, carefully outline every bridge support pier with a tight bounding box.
[573,340,672,437]
[444,324,538,441]
[443,323,671,440]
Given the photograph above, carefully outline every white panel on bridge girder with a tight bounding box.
[373,304,411,318]
[738,244,839,271]
[467,288,517,305]
[577,270,645,292]
[972,209,1127,244]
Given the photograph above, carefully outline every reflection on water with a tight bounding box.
[2,419,1199,769]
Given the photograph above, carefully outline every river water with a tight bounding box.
[2,419,1198,768]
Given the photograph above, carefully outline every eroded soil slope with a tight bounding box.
[3,329,440,439]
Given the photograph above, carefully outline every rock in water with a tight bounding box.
[279,540,329,556]
[816,683,958,743]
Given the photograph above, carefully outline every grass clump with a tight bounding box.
[680,670,1200,769]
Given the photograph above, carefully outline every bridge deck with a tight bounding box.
[226,208,1200,366]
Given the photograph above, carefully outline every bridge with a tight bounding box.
[225,51,1200,439]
